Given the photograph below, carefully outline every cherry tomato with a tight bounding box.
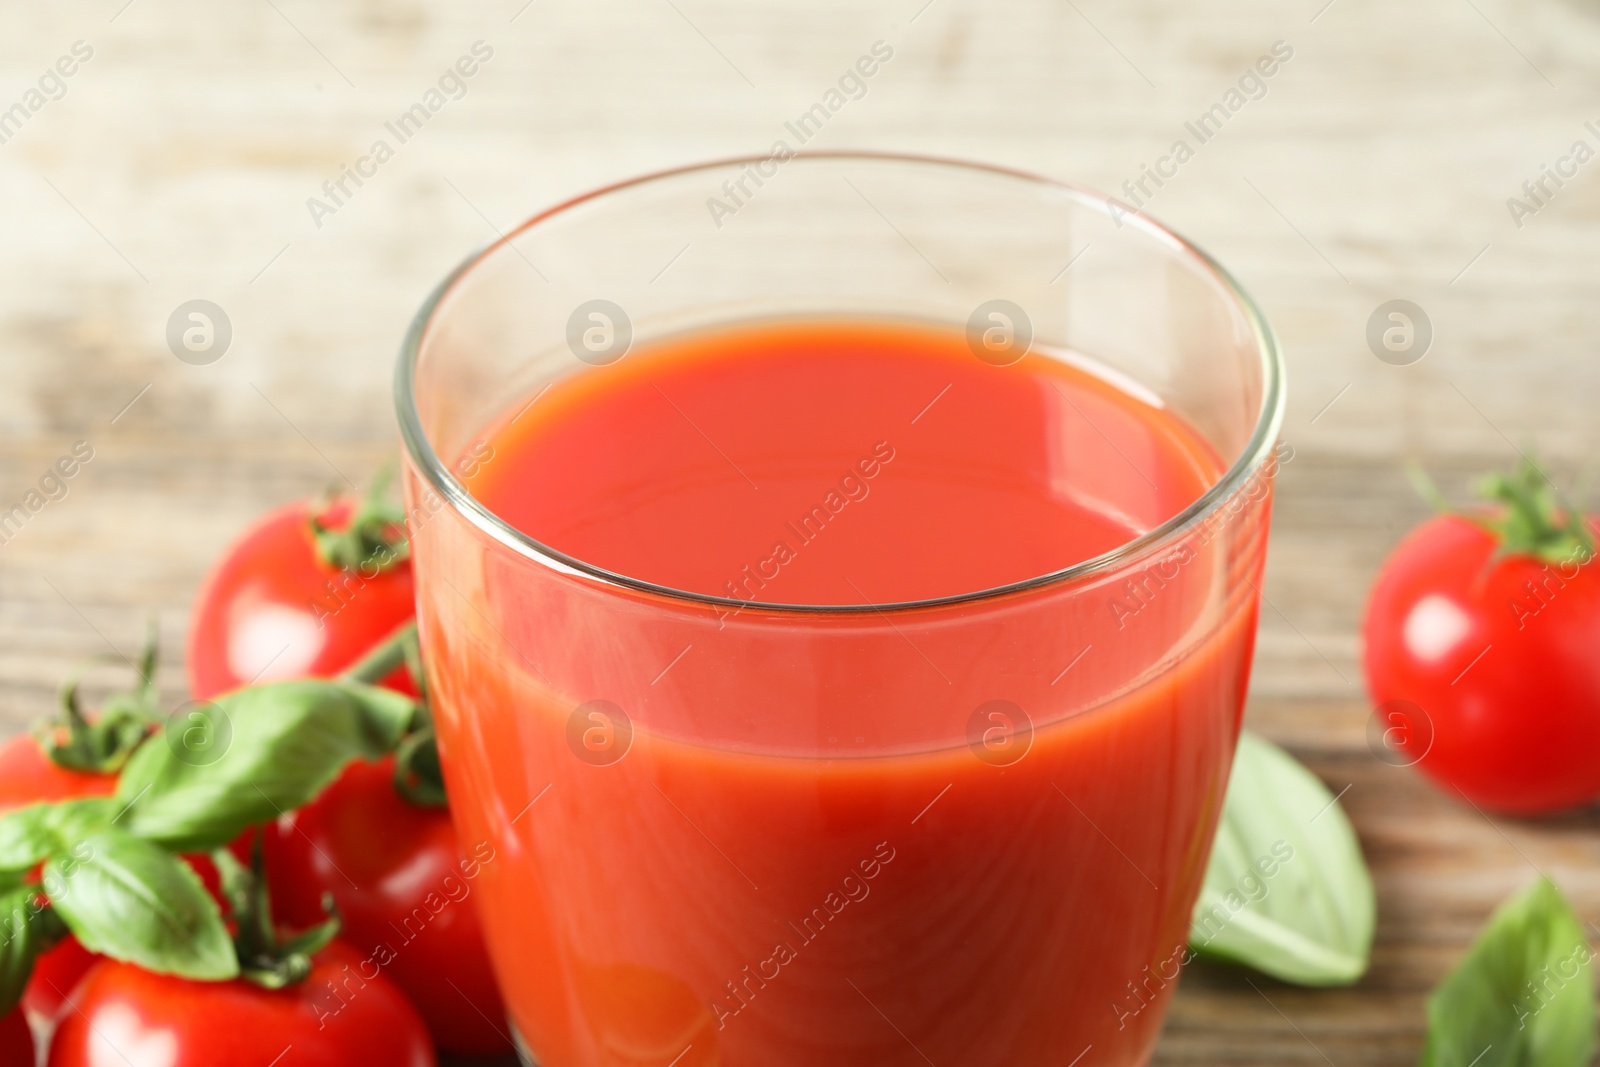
[188,498,415,698]
[261,756,510,1055]
[1364,511,1600,813]
[0,734,115,1024]
[48,942,435,1067]
[0,1007,34,1064]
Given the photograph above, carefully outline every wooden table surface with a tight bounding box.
[5,0,1600,1062]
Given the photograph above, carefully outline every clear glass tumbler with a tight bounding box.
[396,153,1284,1067]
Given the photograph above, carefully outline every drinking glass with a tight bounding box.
[396,153,1285,1067]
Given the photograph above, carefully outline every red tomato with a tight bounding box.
[261,757,510,1055]
[26,935,98,1029]
[0,734,115,1024]
[48,942,435,1067]
[1363,512,1600,813]
[0,1008,34,1064]
[188,499,415,698]
[0,734,117,809]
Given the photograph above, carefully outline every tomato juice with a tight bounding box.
[412,320,1270,1066]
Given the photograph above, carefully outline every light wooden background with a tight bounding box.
[4,0,1600,1062]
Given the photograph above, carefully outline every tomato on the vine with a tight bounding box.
[1363,460,1600,813]
[191,486,510,1055]
[188,488,415,698]
[261,755,510,1055]
[48,943,436,1067]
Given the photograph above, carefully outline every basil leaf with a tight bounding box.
[0,884,57,1015]
[1419,876,1594,1067]
[117,679,415,852]
[1189,730,1375,985]
[0,799,117,873]
[0,805,57,873]
[45,828,236,981]
[0,801,119,1012]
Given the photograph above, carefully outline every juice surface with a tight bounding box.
[467,320,1217,606]
[420,320,1266,1067]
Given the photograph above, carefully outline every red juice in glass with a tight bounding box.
[398,156,1282,1067]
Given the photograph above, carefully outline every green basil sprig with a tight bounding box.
[0,798,121,874]
[1419,877,1594,1067]
[117,678,415,852]
[1189,730,1375,985]
[0,799,236,987]
[48,828,236,981]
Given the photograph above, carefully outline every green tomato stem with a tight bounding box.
[339,621,419,686]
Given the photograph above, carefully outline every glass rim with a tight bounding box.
[395,150,1287,616]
